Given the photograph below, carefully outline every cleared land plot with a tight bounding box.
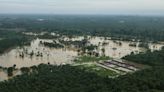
[76,63,119,78]
[74,56,111,63]
[73,56,146,77]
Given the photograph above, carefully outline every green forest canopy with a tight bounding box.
[0,15,164,41]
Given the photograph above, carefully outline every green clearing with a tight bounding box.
[77,64,118,77]
[74,56,111,63]
[73,56,117,77]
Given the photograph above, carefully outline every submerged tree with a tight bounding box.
[7,67,14,77]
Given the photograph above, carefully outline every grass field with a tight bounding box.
[74,56,111,63]
[77,64,119,77]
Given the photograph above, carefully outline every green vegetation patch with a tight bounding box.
[74,56,111,63]
[1,64,164,92]
[123,47,164,66]
[0,31,33,54]
[77,64,119,77]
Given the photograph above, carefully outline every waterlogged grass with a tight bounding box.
[74,56,111,63]
[77,64,118,77]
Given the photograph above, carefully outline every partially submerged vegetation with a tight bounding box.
[0,15,164,92]
[129,43,137,47]
[37,33,59,39]
[0,30,33,54]
[40,41,64,48]
[138,42,149,49]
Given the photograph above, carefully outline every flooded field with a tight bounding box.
[0,38,78,81]
[0,34,164,81]
[0,38,78,68]
[0,35,163,68]
[88,37,164,58]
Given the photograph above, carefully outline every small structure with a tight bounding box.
[97,59,138,73]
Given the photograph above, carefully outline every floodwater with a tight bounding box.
[0,69,21,81]
[0,36,163,68]
[0,38,78,68]
[0,69,8,81]
[60,36,163,58]
[22,32,46,36]
[0,38,78,81]
[89,37,164,58]
[89,37,143,58]
[0,35,163,81]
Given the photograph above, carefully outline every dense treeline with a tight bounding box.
[0,48,164,92]
[40,41,64,48]
[0,38,25,54]
[0,15,164,41]
[0,65,163,92]
[123,47,164,66]
[0,30,33,54]
[0,64,111,92]
[112,66,164,92]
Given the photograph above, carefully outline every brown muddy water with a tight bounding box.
[0,35,163,81]
[89,37,163,58]
[0,38,78,68]
[0,38,78,81]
